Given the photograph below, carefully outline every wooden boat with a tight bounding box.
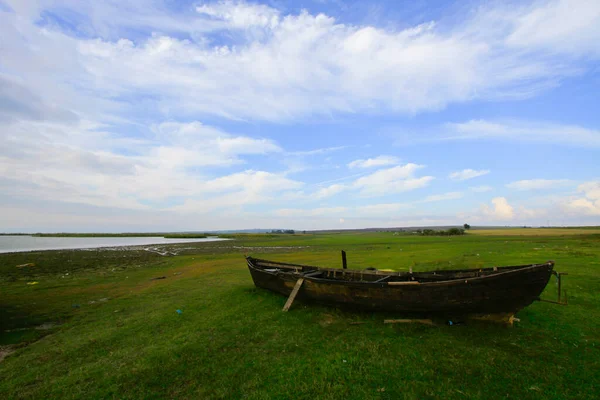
[246,256,557,316]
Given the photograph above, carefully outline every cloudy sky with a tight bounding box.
[1,0,599,232]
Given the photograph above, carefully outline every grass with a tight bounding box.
[1,231,599,399]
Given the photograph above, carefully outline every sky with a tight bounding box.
[1,0,600,232]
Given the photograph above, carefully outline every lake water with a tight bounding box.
[0,235,229,253]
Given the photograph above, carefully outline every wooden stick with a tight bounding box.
[538,299,568,305]
[375,275,391,283]
[302,270,321,278]
[387,281,421,286]
[384,319,433,325]
[341,250,347,269]
[282,278,304,312]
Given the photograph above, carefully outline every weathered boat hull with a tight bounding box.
[247,257,555,315]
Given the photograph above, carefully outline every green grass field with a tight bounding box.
[1,231,599,399]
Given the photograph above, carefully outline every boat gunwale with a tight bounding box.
[247,256,555,287]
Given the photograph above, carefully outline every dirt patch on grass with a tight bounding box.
[318,313,336,327]
[34,322,61,330]
[0,345,16,363]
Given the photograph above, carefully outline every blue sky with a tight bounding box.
[1,0,599,232]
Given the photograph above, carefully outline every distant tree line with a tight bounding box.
[270,229,295,234]
[417,228,465,236]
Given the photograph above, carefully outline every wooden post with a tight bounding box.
[282,278,304,312]
[341,250,347,269]
[557,272,568,303]
[554,272,568,304]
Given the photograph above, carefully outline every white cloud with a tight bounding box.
[564,181,600,216]
[445,119,600,147]
[348,155,400,169]
[355,203,411,216]
[287,146,346,156]
[470,185,493,192]
[516,205,550,220]
[204,170,300,193]
[459,188,600,225]
[170,171,303,213]
[352,164,433,196]
[274,207,348,217]
[307,163,432,199]
[505,0,600,56]
[308,163,432,199]
[0,119,291,211]
[424,192,463,202]
[565,198,600,216]
[449,169,490,181]
[579,181,600,200]
[506,179,573,190]
[274,202,411,219]
[481,197,515,220]
[3,0,600,124]
[314,184,346,199]
[196,1,280,29]
[354,163,421,185]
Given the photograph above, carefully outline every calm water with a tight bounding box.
[0,235,228,253]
